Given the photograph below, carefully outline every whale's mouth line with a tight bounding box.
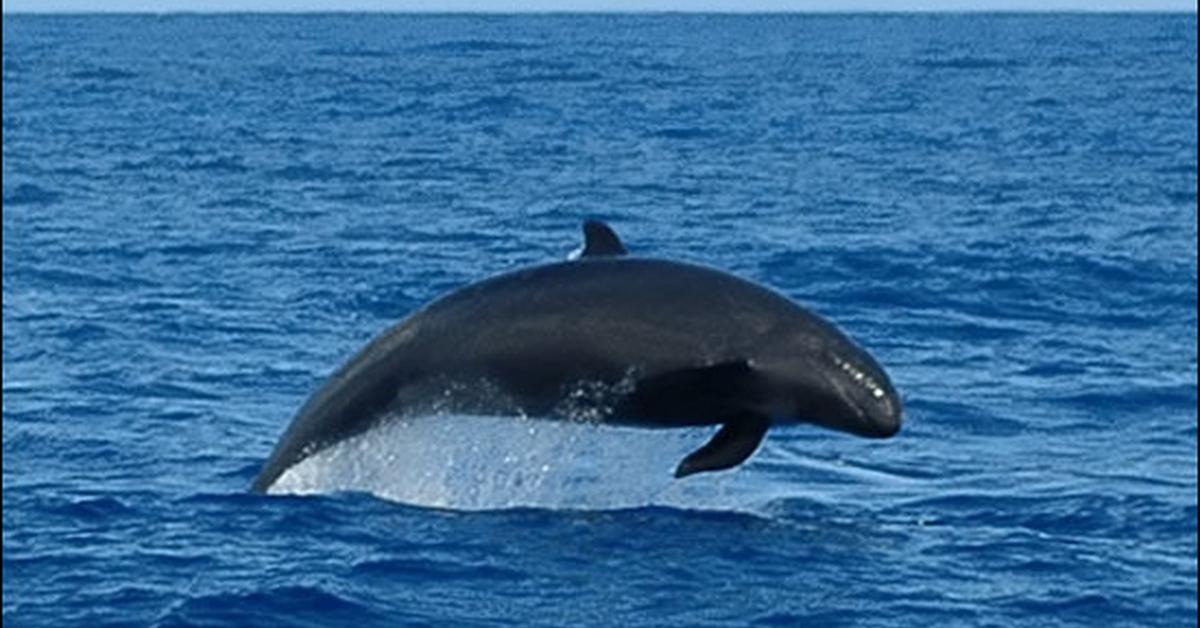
[828,352,888,402]
[819,351,898,436]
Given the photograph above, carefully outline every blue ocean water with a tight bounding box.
[3,12,1197,627]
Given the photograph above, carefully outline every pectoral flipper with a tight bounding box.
[674,413,770,478]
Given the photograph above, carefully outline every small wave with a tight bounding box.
[270,164,357,183]
[1166,189,1196,205]
[185,156,248,173]
[68,66,137,81]
[319,189,382,203]
[313,46,391,59]
[57,322,115,343]
[443,163,499,178]
[379,157,496,181]
[648,127,720,141]
[380,155,445,169]
[174,490,267,508]
[352,557,527,582]
[494,57,574,71]
[916,56,1022,70]
[903,398,1026,437]
[1017,362,1088,377]
[499,71,603,85]
[1046,53,1087,67]
[158,586,381,627]
[1026,96,1063,108]
[770,447,939,484]
[891,491,1194,541]
[377,99,432,117]
[28,267,120,290]
[1053,384,1197,413]
[752,611,829,627]
[199,196,271,209]
[1154,164,1198,176]
[140,381,224,402]
[4,183,61,206]
[823,100,918,116]
[628,59,683,72]
[412,39,541,54]
[619,182,703,197]
[153,241,261,257]
[112,157,162,172]
[1013,592,1139,617]
[47,496,138,520]
[451,94,534,116]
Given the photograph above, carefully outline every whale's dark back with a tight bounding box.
[413,257,841,368]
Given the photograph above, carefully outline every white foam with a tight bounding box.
[268,414,772,511]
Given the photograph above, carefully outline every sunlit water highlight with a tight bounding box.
[272,414,783,512]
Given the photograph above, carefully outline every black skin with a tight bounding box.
[251,222,901,493]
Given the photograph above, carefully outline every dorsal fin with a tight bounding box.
[581,220,627,257]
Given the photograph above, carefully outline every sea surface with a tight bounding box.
[2,13,1197,628]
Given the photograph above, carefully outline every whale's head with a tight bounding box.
[761,325,902,439]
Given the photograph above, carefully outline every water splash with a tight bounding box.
[269,414,772,511]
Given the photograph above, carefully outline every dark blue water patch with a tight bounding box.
[1051,384,1198,415]
[447,93,541,120]
[1166,188,1197,204]
[378,158,499,181]
[185,156,249,174]
[498,71,604,84]
[135,381,226,402]
[269,164,365,183]
[150,240,265,258]
[1026,96,1064,108]
[343,286,422,320]
[56,321,119,343]
[377,99,435,117]
[493,57,576,72]
[618,182,705,197]
[156,586,386,628]
[824,101,919,116]
[647,127,721,141]
[411,39,543,54]
[112,156,175,172]
[312,46,393,59]
[380,155,446,169]
[3,182,62,206]
[351,556,528,582]
[22,266,126,290]
[68,66,138,81]
[1008,594,1145,624]
[199,196,274,210]
[915,56,1024,70]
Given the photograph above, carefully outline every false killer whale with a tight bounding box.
[251,221,901,493]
